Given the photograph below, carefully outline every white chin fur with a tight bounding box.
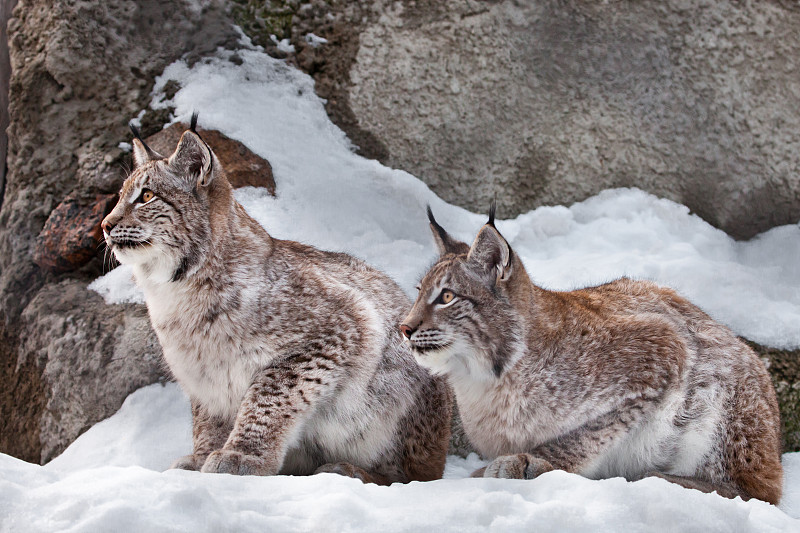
[113,245,180,285]
[412,338,495,382]
[412,346,454,376]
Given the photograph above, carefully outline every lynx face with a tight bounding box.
[401,207,525,381]
[102,127,219,283]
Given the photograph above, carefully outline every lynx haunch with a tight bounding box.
[401,205,782,504]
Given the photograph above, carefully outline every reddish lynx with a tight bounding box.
[400,205,782,503]
[101,118,451,484]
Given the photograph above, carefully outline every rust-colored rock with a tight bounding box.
[33,193,117,274]
[144,123,275,194]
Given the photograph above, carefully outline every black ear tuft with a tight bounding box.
[190,111,199,132]
[488,200,496,227]
[427,205,441,232]
[129,122,143,141]
[427,205,450,247]
[427,205,470,256]
[129,121,164,166]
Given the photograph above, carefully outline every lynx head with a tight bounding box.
[400,205,529,381]
[101,114,231,283]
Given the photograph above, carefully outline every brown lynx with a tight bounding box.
[101,117,451,484]
[400,205,782,503]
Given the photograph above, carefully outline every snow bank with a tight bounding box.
[2,383,798,532]
[29,39,797,532]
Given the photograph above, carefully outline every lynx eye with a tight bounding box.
[436,289,455,305]
[139,189,155,203]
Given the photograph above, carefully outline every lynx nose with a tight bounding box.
[399,324,416,339]
[101,217,114,233]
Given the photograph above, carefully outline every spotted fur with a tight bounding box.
[102,126,451,483]
[401,208,783,504]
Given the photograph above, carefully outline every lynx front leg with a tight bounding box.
[201,358,335,476]
[170,400,232,471]
[478,399,655,480]
[530,399,653,475]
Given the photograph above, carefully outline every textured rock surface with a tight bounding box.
[0,0,239,463]
[293,0,800,240]
[749,341,800,453]
[33,192,117,273]
[20,281,165,463]
[0,0,17,209]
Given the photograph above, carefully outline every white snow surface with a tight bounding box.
[2,383,799,532]
[5,44,795,531]
[304,32,328,47]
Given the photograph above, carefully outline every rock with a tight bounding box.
[288,0,800,240]
[33,192,117,273]
[19,280,167,463]
[4,0,800,465]
[0,0,17,211]
[748,341,800,453]
[144,123,276,194]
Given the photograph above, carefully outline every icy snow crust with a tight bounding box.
[3,45,793,531]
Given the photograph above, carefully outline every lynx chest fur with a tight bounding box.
[401,206,783,504]
[102,119,451,484]
[142,246,384,422]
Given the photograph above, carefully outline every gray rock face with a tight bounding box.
[20,281,165,463]
[335,0,800,239]
[0,0,239,462]
[0,0,17,210]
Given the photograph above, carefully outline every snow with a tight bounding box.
[270,35,295,54]
[2,383,798,532]
[304,33,328,47]
[10,41,800,531]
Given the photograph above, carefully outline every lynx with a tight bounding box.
[400,205,783,503]
[101,117,451,484]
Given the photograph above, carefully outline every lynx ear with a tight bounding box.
[467,206,512,284]
[427,206,470,256]
[129,123,163,167]
[169,130,214,187]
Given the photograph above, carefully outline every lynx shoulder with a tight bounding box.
[102,119,451,483]
[401,205,782,503]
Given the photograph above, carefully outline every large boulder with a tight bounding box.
[290,0,800,240]
[19,281,165,463]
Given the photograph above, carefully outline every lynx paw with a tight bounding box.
[315,462,371,483]
[200,449,273,476]
[480,454,554,480]
[169,454,203,471]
